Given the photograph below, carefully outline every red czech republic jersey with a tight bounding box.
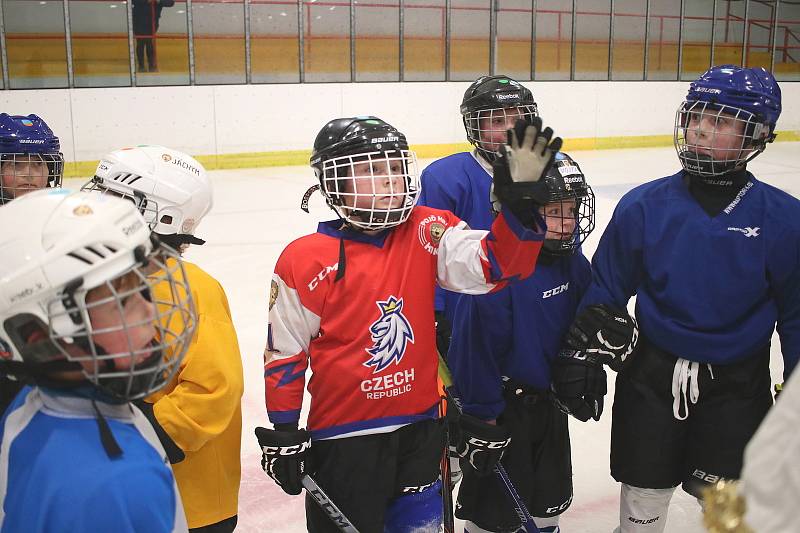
[264,206,543,439]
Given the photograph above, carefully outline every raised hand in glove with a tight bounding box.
[551,349,607,422]
[566,304,639,372]
[255,426,312,495]
[491,117,563,227]
[455,413,511,477]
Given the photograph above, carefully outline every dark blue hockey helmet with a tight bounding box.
[675,65,781,178]
[0,113,64,203]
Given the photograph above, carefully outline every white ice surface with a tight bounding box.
[67,142,800,533]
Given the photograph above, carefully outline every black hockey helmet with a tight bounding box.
[539,152,595,257]
[461,75,538,163]
[308,116,420,231]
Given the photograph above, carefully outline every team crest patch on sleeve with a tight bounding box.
[418,214,448,255]
[269,280,279,310]
[364,296,415,373]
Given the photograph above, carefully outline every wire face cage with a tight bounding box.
[320,149,420,231]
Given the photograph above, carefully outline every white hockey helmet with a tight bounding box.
[0,189,197,402]
[83,145,212,248]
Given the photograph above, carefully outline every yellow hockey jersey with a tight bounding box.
[148,260,244,529]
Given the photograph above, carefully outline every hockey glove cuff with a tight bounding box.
[435,310,453,358]
[491,117,562,229]
[551,349,607,422]
[456,413,511,477]
[566,304,639,372]
[255,426,312,496]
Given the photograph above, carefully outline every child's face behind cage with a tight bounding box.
[83,271,158,370]
[341,155,406,211]
[684,106,750,163]
[540,199,577,240]
[477,106,527,154]
[1,156,49,199]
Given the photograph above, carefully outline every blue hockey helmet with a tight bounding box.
[0,113,64,203]
[675,65,781,177]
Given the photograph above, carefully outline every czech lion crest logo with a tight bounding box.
[364,296,414,373]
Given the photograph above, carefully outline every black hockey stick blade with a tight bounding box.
[302,475,360,533]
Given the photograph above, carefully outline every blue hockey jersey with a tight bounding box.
[581,171,800,376]
[0,387,188,533]
[420,151,592,419]
[418,151,496,321]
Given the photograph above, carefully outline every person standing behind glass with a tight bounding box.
[133,0,168,72]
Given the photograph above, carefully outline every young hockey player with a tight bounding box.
[255,114,562,532]
[416,73,541,497]
[568,65,800,532]
[0,189,196,532]
[82,146,244,533]
[418,75,539,346]
[0,113,63,204]
[0,113,64,413]
[439,154,598,533]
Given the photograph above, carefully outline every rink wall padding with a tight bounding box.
[1,80,797,178]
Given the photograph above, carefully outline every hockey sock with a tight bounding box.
[619,484,676,533]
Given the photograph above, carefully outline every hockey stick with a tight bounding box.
[438,390,456,533]
[302,475,361,533]
[438,354,540,533]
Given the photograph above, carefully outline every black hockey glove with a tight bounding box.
[565,304,639,372]
[255,426,312,496]
[434,310,453,358]
[550,349,607,422]
[133,399,185,464]
[455,413,511,477]
[491,117,562,228]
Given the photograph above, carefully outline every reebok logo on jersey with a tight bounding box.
[542,282,569,299]
[727,226,760,238]
[364,296,414,373]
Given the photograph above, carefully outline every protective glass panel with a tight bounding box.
[712,0,744,67]
[251,0,300,83]
[134,0,190,86]
[611,0,646,80]
[534,0,571,80]
[4,0,69,88]
[574,0,610,80]
[355,0,398,81]
[402,0,445,81]
[192,0,246,84]
[304,0,350,82]
[744,0,775,70]
[680,0,713,81]
[69,0,131,87]
[774,1,800,81]
[496,0,532,80]
[450,0,489,81]
[646,0,679,80]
